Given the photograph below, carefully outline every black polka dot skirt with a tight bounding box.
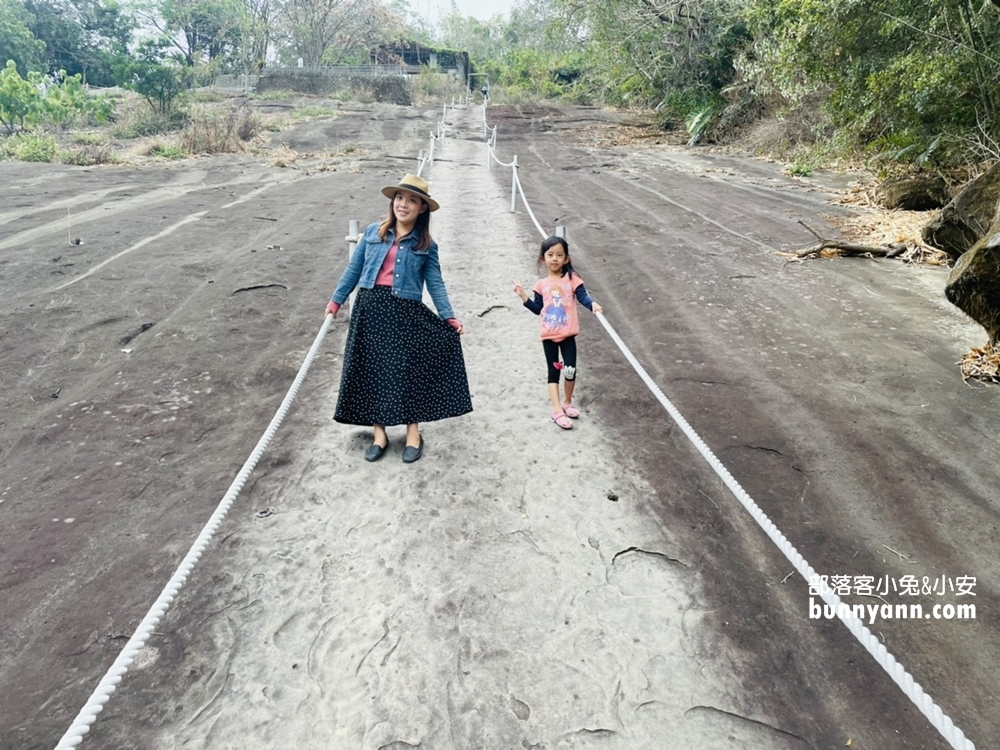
[334,285,473,426]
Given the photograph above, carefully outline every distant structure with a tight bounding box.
[370,41,470,83]
[252,41,471,103]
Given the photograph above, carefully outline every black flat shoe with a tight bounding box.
[401,436,423,463]
[364,441,387,462]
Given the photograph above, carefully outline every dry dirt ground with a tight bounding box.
[1,101,998,750]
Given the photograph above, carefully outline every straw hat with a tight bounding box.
[380,174,439,212]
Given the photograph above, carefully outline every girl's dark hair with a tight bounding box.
[539,235,575,278]
[377,194,433,250]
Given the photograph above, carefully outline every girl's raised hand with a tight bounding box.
[512,279,526,300]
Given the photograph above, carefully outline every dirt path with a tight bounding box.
[1,101,996,750]
[77,108,787,750]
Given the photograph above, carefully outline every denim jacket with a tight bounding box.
[330,222,455,320]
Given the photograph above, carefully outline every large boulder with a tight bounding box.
[878,173,949,210]
[945,227,1000,345]
[923,162,1000,260]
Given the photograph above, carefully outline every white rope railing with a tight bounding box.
[52,99,974,750]
[481,106,976,750]
[52,99,461,749]
[593,315,974,750]
[510,166,546,239]
[54,315,335,749]
[417,101,455,177]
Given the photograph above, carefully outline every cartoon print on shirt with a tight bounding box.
[542,286,569,331]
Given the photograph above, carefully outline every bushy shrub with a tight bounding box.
[112,101,189,138]
[289,105,335,119]
[412,68,467,105]
[0,132,58,161]
[0,61,111,134]
[251,89,293,100]
[61,143,118,165]
[149,143,187,159]
[180,103,261,154]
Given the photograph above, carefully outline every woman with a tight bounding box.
[326,174,472,463]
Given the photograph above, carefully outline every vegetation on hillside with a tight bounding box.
[1,0,998,170]
[431,0,1000,170]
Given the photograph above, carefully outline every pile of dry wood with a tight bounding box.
[959,343,1000,383]
[784,221,951,264]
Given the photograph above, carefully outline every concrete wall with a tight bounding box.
[256,73,412,105]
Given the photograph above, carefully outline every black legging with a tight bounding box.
[542,336,577,384]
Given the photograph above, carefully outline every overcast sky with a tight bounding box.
[410,0,518,26]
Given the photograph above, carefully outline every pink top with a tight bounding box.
[362,240,461,329]
[533,274,584,341]
[374,241,398,286]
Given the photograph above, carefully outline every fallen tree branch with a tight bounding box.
[793,220,909,259]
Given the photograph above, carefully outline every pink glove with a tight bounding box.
[326,300,341,317]
[446,318,462,331]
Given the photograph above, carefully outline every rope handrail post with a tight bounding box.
[464,111,976,750]
[429,132,435,165]
[486,142,492,171]
[510,155,519,213]
[347,219,359,310]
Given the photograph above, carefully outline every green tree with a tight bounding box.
[551,0,746,110]
[438,12,504,64]
[160,0,242,67]
[0,0,46,74]
[736,0,1000,161]
[0,59,107,133]
[112,38,192,113]
[233,0,274,74]
[23,0,134,85]
[0,59,43,132]
[42,68,113,125]
[273,0,404,67]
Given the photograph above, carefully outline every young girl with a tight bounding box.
[513,236,603,430]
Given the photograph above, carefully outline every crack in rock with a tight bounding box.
[611,546,687,568]
[685,705,814,748]
[232,283,288,294]
[568,727,616,739]
[748,444,783,456]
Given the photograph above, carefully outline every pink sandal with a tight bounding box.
[552,411,573,429]
[562,403,580,419]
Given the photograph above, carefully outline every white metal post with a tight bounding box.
[510,155,518,212]
[347,219,360,311]
[429,132,435,165]
[555,225,566,239]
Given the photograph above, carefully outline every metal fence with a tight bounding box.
[211,74,259,91]
[261,64,405,77]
